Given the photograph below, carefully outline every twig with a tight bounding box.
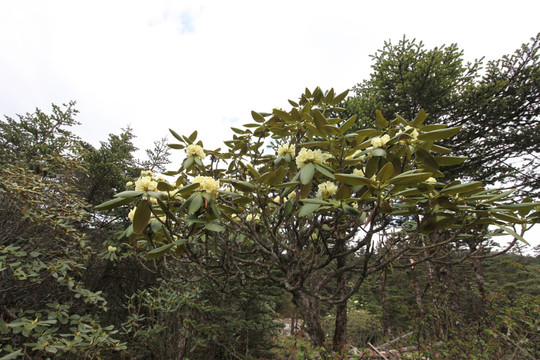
[368,342,389,360]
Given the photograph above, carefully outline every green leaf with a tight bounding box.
[340,114,358,133]
[434,156,468,166]
[343,204,361,216]
[331,89,349,105]
[205,222,225,232]
[312,109,329,136]
[188,130,198,142]
[146,243,174,260]
[299,203,320,217]
[169,128,184,142]
[410,109,428,127]
[335,173,374,186]
[168,143,185,149]
[133,201,151,234]
[274,108,294,123]
[418,126,462,141]
[269,166,287,186]
[183,156,195,170]
[222,179,256,192]
[300,163,315,185]
[314,164,334,179]
[301,198,331,205]
[251,110,266,123]
[415,148,439,171]
[387,172,433,185]
[440,181,484,195]
[430,145,453,154]
[188,193,203,215]
[377,162,395,182]
[498,202,539,212]
[176,182,200,195]
[375,110,388,128]
[150,220,163,233]
[95,196,136,211]
[157,182,175,192]
[115,191,145,198]
[494,225,530,245]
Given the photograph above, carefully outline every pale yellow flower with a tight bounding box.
[126,181,134,187]
[135,176,158,192]
[185,144,206,159]
[273,195,281,204]
[317,181,338,199]
[353,168,365,177]
[425,177,437,184]
[370,134,391,149]
[107,246,117,252]
[128,208,136,222]
[192,175,220,195]
[295,148,331,169]
[287,191,297,200]
[231,213,240,221]
[246,214,254,221]
[140,170,153,176]
[277,143,296,157]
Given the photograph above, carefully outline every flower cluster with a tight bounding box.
[192,175,220,195]
[370,134,391,149]
[185,144,206,159]
[135,176,158,192]
[425,177,437,184]
[317,181,338,199]
[295,148,331,169]
[277,143,295,157]
[404,125,419,139]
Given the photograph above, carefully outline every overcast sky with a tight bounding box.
[1,1,538,248]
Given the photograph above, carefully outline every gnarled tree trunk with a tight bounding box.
[292,290,326,347]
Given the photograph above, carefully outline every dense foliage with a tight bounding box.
[346,33,540,199]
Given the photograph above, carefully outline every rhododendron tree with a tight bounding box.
[97,87,539,350]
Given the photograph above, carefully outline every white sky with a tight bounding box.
[1,0,539,251]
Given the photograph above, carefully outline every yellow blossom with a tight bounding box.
[317,181,338,199]
[370,134,391,149]
[125,181,133,187]
[135,176,158,192]
[186,144,206,159]
[128,208,136,222]
[353,168,365,177]
[140,170,153,176]
[107,246,117,252]
[192,175,220,195]
[277,143,296,157]
[231,213,240,221]
[425,177,437,184]
[273,195,281,204]
[295,148,331,169]
[287,191,297,200]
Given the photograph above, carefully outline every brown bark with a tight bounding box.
[292,291,326,347]
[332,238,349,351]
